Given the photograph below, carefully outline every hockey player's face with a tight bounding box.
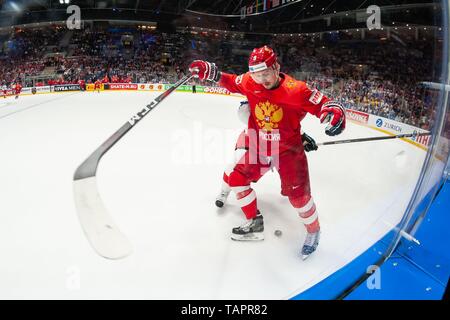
[250,67,279,89]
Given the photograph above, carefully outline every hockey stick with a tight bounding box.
[316,132,431,146]
[73,75,194,259]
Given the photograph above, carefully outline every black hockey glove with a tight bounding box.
[302,133,318,152]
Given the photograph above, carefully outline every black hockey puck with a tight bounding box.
[274,230,282,237]
[215,200,224,208]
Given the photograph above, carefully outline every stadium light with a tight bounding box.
[9,1,22,12]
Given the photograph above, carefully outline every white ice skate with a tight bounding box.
[231,214,264,241]
[301,230,320,260]
[215,190,230,208]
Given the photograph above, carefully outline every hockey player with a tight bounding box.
[13,82,22,99]
[2,83,8,99]
[189,46,346,260]
[215,101,318,208]
[78,79,86,91]
[94,79,102,93]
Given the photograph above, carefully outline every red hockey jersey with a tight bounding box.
[219,72,330,155]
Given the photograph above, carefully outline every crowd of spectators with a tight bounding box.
[0,25,443,130]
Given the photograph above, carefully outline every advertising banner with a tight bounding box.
[137,84,166,91]
[346,109,369,125]
[202,86,231,95]
[109,83,138,90]
[369,115,431,148]
[53,84,81,92]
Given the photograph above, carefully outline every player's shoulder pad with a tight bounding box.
[235,72,255,91]
[281,74,300,90]
[235,73,247,86]
[298,81,324,105]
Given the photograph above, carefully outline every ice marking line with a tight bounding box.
[0,92,80,120]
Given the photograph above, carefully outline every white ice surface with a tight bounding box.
[0,91,429,299]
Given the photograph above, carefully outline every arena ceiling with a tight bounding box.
[0,0,437,16]
[0,0,441,32]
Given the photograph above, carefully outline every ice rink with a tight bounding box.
[0,90,427,299]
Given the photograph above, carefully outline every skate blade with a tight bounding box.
[301,248,318,260]
[231,233,264,241]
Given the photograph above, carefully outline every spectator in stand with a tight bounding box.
[101,74,109,84]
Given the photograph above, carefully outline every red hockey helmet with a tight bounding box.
[248,46,277,73]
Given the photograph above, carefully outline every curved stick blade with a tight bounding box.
[73,177,132,259]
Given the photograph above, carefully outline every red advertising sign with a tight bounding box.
[346,109,369,124]
[109,83,138,90]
